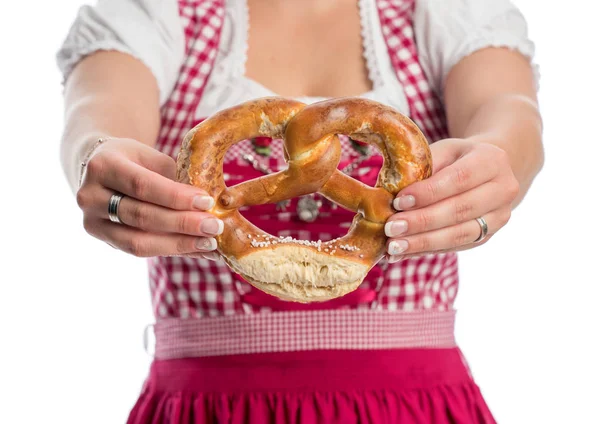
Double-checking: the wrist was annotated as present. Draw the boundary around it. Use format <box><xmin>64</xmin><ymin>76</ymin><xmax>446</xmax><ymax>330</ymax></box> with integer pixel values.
<box><xmin>63</xmin><ymin>133</ymin><xmax>112</xmax><ymax>192</ymax></box>
<box><xmin>78</xmin><ymin>137</ymin><xmax>108</xmax><ymax>187</ymax></box>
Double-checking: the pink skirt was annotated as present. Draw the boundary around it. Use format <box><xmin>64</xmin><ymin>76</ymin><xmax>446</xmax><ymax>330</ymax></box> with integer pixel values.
<box><xmin>127</xmin><ymin>348</ymin><xmax>495</xmax><ymax>423</ymax></box>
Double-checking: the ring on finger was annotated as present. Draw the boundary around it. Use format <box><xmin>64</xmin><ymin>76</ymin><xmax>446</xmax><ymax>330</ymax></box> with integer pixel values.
<box><xmin>108</xmin><ymin>192</ymin><xmax>126</xmax><ymax>224</ymax></box>
<box><xmin>473</xmin><ymin>216</ymin><xmax>489</xmax><ymax>243</ymax></box>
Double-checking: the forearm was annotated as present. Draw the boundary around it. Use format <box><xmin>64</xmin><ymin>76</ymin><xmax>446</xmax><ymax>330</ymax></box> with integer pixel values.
<box><xmin>444</xmin><ymin>48</ymin><xmax>543</xmax><ymax>206</ymax></box>
<box><xmin>61</xmin><ymin>51</ymin><xmax>161</xmax><ymax>192</ymax></box>
<box><xmin>459</xmin><ymin>94</ymin><xmax>544</xmax><ymax>206</ymax></box>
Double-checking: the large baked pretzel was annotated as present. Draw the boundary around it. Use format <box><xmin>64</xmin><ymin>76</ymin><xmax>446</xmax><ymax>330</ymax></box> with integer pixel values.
<box><xmin>177</xmin><ymin>97</ymin><xmax>432</xmax><ymax>303</ymax></box>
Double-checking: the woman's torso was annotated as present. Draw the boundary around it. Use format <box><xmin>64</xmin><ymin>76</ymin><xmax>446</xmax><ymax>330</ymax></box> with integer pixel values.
<box><xmin>54</xmin><ymin>0</ymin><xmax>540</xmax><ymax>358</ymax></box>
<box><xmin>148</xmin><ymin>0</ymin><xmax>458</xmax><ymax>334</ymax></box>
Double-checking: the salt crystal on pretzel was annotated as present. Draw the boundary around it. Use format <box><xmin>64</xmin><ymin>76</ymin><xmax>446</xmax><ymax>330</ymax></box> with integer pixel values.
<box><xmin>177</xmin><ymin>97</ymin><xmax>431</xmax><ymax>303</ymax></box>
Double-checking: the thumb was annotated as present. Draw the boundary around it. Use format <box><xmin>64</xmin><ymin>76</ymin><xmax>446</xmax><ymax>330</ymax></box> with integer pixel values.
<box><xmin>137</xmin><ymin>144</ymin><xmax>178</xmax><ymax>181</ymax></box>
<box><xmin>429</xmin><ymin>138</ymin><xmax>467</xmax><ymax>175</ymax></box>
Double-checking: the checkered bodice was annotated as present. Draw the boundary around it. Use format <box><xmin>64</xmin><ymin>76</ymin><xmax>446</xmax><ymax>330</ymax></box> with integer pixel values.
<box><xmin>149</xmin><ymin>0</ymin><xmax>458</xmax><ymax>319</ymax></box>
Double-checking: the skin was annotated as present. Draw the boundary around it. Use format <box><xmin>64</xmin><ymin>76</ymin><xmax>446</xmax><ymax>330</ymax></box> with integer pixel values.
<box><xmin>63</xmin><ymin>52</ymin><xmax>222</xmax><ymax>260</ymax></box>
<box><xmin>385</xmin><ymin>48</ymin><xmax>543</xmax><ymax>261</ymax></box>
<box><xmin>62</xmin><ymin>1</ymin><xmax>543</xmax><ymax>262</ymax></box>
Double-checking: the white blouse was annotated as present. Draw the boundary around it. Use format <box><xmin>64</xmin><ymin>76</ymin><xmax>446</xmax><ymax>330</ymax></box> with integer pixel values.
<box><xmin>57</xmin><ymin>0</ymin><xmax>537</xmax><ymax>117</ymax></box>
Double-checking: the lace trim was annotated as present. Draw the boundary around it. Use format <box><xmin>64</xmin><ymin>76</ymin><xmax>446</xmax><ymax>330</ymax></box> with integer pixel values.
<box><xmin>58</xmin><ymin>40</ymin><xmax>132</xmax><ymax>84</ymax></box>
<box><xmin>239</xmin><ymin>0</ymin><xmax>250</xmax><ymax>77</ymax></box>
<box><xmin>57</xmin><ymin>39</ymin><xmax>169</xmax><ymax>103</ymax></box>
<box><xmin>358</xmin><ymin>0</ymin><xmax>385</xmax><ymax>89</ymax></box>
<box><xmin>441</xmin><ymin>34</ymin><xmax>541</xmax><ymax>93</ymax></box>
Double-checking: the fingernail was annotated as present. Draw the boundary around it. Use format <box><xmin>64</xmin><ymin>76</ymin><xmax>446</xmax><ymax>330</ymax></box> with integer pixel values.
<box><xmin>385</xmin><ymin>220</ymin><xmax>408</xmax><ymax>237</ymax></box>
<box><xmin>388</xmin><ymin>240</ymin><xmax>409</xmax><ymax>256</ymax></box>
<box><xmin>202</xmin><ymin>252</ymin><xmax>222</xmax><ymax>262</ymax></box>
<box><xmin>196</xmin><ymin>237</ymin><xmax>217</xmax><ymax>251</ymax></box>
<box><xmin>393</xmin><ymin>195</ymin><xmax>415</xmax><ymax>211</ymax></box>
<box><xmin>193</xmin><ymin>195</ymin><xmax>215</xmax><ymax>211</ymax></box>
<box><xmin>200</xmin><ymin>218</ymin><xmax>224</xmax><ymax>236</ymax></box>
<box><xmin>388</xmin><ymin>256</ymin><xmax>402</xmax><ymax>263</ymax></box>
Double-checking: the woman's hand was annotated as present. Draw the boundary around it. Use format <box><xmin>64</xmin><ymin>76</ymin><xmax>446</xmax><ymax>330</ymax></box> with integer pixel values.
<box><xmin>385</xmin><ymin>137</ymin><xmax>520</xmax><ymax>262</ymax></box>
<box><xmin>76</xmin><ymin>138</ymin><xmax>222</xmax><ymax>260</ymax></box>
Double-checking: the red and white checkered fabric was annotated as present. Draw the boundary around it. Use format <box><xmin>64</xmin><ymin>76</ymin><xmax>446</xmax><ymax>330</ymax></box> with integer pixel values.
<box><xmin>152</xmin><ymin>309</ymin><xmax>457</xmax><ymax>359</ymax></box>
<box><xmin>157</xmin><ymin>0</ymin><xmax>225</xmax><ymax>161</ymax></box>
<box><xmin>149</xmin><ymin>0</ymin><xmax>460</xmax><ymax>353</ymax></box>
<box><xmin>376</xmin><ymin>0</ymin><xmax>449</xmax><ymax>142</ymax></box>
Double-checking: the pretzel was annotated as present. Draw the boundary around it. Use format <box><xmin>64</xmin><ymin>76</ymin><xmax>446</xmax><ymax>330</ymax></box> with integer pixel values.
<box><xmin>177</xmin><ymin>97</ymin><xmax>432</xmax><ymax>303</ymax></box>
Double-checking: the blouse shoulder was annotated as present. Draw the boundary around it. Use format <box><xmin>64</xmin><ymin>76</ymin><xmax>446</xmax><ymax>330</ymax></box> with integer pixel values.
<box><xmin>56</xmin><ymin>0</ymin><xmax>185</xmax><ymax>105</ymax></box>
<box><xmin>414</xmin><ymin>0</ymin><xmax>538</xmax><ymax>94</ymax></box>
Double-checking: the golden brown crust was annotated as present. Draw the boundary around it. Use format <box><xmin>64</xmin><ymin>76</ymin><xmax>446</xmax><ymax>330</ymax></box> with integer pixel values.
<box><xmin>177</xmin><ymin>97</ymin><xmax>431</xmax><ymax>303</ymax></box>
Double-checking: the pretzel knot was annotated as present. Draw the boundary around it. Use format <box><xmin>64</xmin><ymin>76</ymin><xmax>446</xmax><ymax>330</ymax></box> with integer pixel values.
<box><xmin>177</xmin><ymin>97</ymin><xmax>432</xmax><ymax>303</ymax></box>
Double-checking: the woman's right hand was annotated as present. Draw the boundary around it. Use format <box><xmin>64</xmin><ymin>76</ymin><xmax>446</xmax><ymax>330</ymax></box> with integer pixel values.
<box><xmin>76</xmin><ymin>137</ymin><xmax>223</xmax><ymax>261</ymax></box>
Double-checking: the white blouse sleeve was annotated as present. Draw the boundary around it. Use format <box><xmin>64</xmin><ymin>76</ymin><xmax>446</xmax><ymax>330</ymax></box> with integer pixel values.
<box><xmin>56</xmin><ymin>0</ymin><xmax>185</xmax><ymax>105</ymax></box>
<box><xmin>414</xmin><ymin>0</ymin><xmax>538</xmax><ymax>95</ymax></box>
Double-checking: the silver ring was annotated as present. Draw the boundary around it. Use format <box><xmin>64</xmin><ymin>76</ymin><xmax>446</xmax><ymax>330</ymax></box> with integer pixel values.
<box><xmin>108</xmin><ymin>193</ymin><xmax>125</xmax><ymax>224</ymax></box>
<box><xmin>473</xmin><ymin>216</ymin><xmax>489</xmax><ymax>243</ymax></box>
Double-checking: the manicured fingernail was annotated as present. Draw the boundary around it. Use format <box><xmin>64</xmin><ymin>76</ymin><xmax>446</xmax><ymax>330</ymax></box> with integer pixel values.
<box><xmin>202</xmin><ymin>252</ymin><xmax>222</xmax><ymax>262</ymax></box>
<box><xmin>388</xmin><ymin>240</ymin><xmax>409</xmax><ymax>256</ymax></box>
<box><xmin>393</xmin><ymin>195</ymin><xmax>415</xmax><ymax>211</ymax></box>
<box><xmin>200</xmin><ymin>218</ymin><xmax>224</xmax><ymax>236</ymax></box>
<box><xmin>196</xmin><ymin>237</ymin><xmax>217</xmax><ymax>251</ymax></box>
<box><xmin>385</xmin><ymin>220</ymin><xmax>408</xmax><ymax>237</ymax></box>
<box><xmin>193</xmin><ymin>195</ymin><xmax>215</xmax><ymax>211</ymax></box>
<box><xmin>388</xmin><ymin>256</ymin><xmax>402</xmax><ymax>263</ymax></box>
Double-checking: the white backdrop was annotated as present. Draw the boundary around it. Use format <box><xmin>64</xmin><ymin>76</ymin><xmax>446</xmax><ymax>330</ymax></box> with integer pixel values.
<box><xmin>1</xmin><ymin>1</ymin><xmax>598</xmax><ymax>423</ymax></box>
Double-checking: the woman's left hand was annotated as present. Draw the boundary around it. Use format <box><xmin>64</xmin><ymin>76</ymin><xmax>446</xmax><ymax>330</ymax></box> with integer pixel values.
<box><xmin>385</xmin><ymin>137</ymin><xmax>520</xmax><ymax>262</ymax></box>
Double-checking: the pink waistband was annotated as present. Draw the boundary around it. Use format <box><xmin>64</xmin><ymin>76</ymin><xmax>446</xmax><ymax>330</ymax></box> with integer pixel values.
<box><xmin>151</xmin><ymin>309</ymin><xmax>457</xmax><ymax>359</ymax></box>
